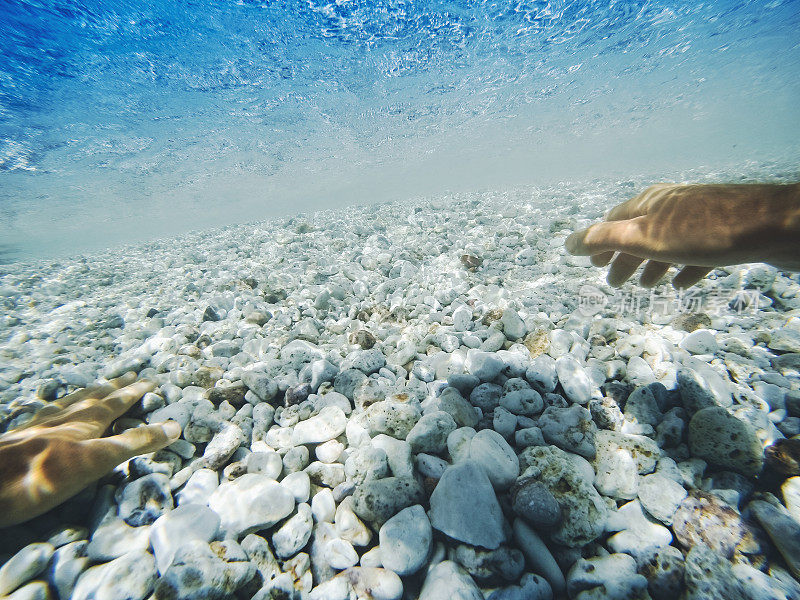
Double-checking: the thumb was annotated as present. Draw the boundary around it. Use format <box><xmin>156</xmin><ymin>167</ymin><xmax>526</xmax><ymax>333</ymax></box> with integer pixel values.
<box><xmin>566</xmin><ymin>216</ymin><xmax>650</xmax><ymax>257</ymax></box>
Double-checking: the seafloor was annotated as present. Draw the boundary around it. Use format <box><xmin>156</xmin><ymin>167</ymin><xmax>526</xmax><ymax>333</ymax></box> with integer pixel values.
<box><xmin>1</xmin><ymin>171</ymin><xmax>800</xmax><ymax>599</ymax></box>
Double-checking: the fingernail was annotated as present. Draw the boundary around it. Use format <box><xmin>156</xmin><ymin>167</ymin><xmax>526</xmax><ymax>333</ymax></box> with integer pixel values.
<box><xmin>162</xmin><ymin>421</ymin><xmax>182</xmax><ymax>440</ymax></box>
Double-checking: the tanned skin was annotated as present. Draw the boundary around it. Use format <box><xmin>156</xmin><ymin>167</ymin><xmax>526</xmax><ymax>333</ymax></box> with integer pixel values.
<box><xmin>0</xmin><ymin>372</ymin><xmax>181</xmax><ymax>528</ymax></box>
<box><xmin>566</xmin><ymin>182</ymin><xmax>800</xmax><ymax>288</ymax></box>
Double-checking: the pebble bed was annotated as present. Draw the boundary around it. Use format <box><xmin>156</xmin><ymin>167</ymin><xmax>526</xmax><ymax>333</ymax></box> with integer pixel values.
<box><xmin>1</xmin><ymin>177</ymin><xmax>800</xmax><ymax>600</ymax></box>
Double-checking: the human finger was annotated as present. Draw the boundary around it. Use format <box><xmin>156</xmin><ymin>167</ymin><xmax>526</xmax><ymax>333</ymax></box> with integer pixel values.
<box><xmin>83</xmin><ymin>421</ymin><xmax>182</xmax><ymax>471</ymax></box>
<box><xmin>607</xmin><ymin>253</ymin><xmax>645</xmax><ymax>287</ymax></box>
<box><xmin>42</xmin><ymin>380</ymin><xmax>156</xmax><ymax>438</ymax></box>
<box><xmin>14</xmin><ymin>372</ymin><xmax>139</xmax><ymax>431</ymax></box>
<box><xmin>565</xmin><ymin>216</ymin><xmax>650</xmax><ymax>257</ymax></box>
<box><xmin>672</xmin><ymin>266</ymin><xmax>714</xmax><ymax>289</ymax></box>
<box><xmin>639</xmin><ymin>260</ymin><xmax>671</xmax><ymax>287</ymax></box>
<box><xmin>590</xmin><ymin>251</ymin><xmax>615</xmax><ymax>267</ymax></box>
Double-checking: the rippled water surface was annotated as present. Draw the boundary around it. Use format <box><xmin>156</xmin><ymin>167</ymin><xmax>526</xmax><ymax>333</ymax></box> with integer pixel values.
<box><xmin>1</xmin><ymin>0</ymin><xmax>799</xmax><ymax>260</ymax></box>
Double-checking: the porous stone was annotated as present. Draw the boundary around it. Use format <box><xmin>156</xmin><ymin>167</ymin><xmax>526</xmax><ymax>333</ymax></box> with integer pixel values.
<box><xmin>154</xmin><ymin>540</ymin><xmax>256</xmax><ymax>600</ymax></box>
<box><xmin>517</xmin><ymin>445</ymin><xmax>607</xmax><ymax>547</ymax></box>
<box><xmin>351</xmin><ymin>477</ymin><xmax>425</xmax><ymax>528</ymax></box>
<box><xmin>117</xmin><ymin>473</ymin><xmax>174</xmax><ymax>526</ymax></box>
<box><xmin>683</xmin><ymin>543</ymin><xmax>744</xmax><ymax>600</ymax></box>
<box><xmin>538</xmin><ymin>404</ymin><xmax>597</xmax><ymax>458</ymax></box>
<box><xmin>688</xmin><ymin>406</ymin><xmax>764</xmax><ymax>476</ymax></box>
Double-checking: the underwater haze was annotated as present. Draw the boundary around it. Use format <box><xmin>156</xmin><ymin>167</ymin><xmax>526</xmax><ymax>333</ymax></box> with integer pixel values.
<box><xmin>1</xmin><ymin>0</ymin><xmax>799</xmax><ymax>261</ymax></box>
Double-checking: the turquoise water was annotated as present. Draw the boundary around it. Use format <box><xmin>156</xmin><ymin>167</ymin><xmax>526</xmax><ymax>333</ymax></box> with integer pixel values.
<box><xmin>1</xmin><ymin>0</ymin><xmax>799</xmax><ymax>261</ymax></box>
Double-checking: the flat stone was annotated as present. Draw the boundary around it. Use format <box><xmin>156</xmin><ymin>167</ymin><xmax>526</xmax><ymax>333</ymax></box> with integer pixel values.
<box><xmin>208</xmin><ymin>473</ymin><xmax>295</xmax><ymax>538</ymax></box>
<box><xmin>637</xmin><ymin>473</ymin><xmax>687</xmax><ymax>525</ymax></box>
<box><xmin>429</xmin><ymin>461</ymin><xmax>506</xmax><ymax>549</ymax></box>
<box><xmin>605</xmin><ymin>500</ymin><xmax>672</xmax><ymax>561</ymax></box>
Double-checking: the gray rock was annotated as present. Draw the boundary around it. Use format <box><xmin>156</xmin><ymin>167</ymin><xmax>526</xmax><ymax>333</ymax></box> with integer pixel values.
<box><xmin>511</xmin><ymin>478</ymin><xmax>561</xmax><ymax>528</ymax></box>
<box><xmin>418</xmin><ymin>561</ymin><xmax>483</xmax><ymax>600</ymax></box>
<box><xmin>566</xmin><ymin>553</ymin><xmax>648</xmax><ymax>600</ymax></box>
<box><xmin>677</xmin><ymin>366</ymin><xmax>732</xmax><ymax>414</ymax></box>
<box><xmin>449</xmin><ymin>544</ymin><xmax>524</xmax><ymax>582</ymax></box>
<box><xmin>501</xmin><ymin>309</ymin><xmax>527</xmax><ymax>340</ymax></box>
<box><xmin>637</xmin><ymin>546</ymin><xmax>685</xmax><ymax>600</ymax></box>
<box><xmin>429</xmin><ymin>461</ymin><xmax>506</xmax><ymax>549</ymax></box>
<box><xmin>72</xmin><ymin>550</ymin><xmax>156</xmax><ymax>600</ymax></box>
<box><xmin>526</xmin><ymin>354</ymin><xmax>558</xmax><ymax>393</ymax></box>
<box><xmin>117</xmin><ymin>473</ymin><xmax>174</xmax><ymax>526</ymax></box>
<box><xmin>371</xmin><ymin>435</ymin><xmax>414</xmax><ymax>479</ymax></box>
<box><xmin>346</xmin><ymin>349</ymin><xmax>386</xmax><ymax>375</ymax></box>
<box><xmin>512</xmin><ymin>519</ymin><xmax>565</xmax><ymax>596</ymax></box>
<box><xmin>499</xmin><ymin>388</ymin><xmax>544</xmax><ymax>416</ymax></box>
<box><xmin>378</xmin><ymin>505</ymin><xmax>432</xmax><ymax>576</ymax></box>
<box><xmin>154</xmin><ymin>540</ymin><xmax>256</xmax><ymax>600</ymax></box>
<box><xmin>486</xmin><ymin>573</ymin><xmax>553</xmax><ymax>600</ymax></box>
<box><xmin>305</xmin><ymin>461</ymin><xmax>346</xmax><ymax>488</ymax></box>
<box><xmin>345</xmin><ymin>445</ymin><xmax>390</xmax><ymax>485</ymax></box>
<box><xmin>467</xmin><ymin>428</ymin><xmax>519</xmax><ymax>489</ymax></box>
<box><xmin>208</xmin><ymin>473</ymin><xmax>295</xmax><ymax>538</ymax></box>
<box><xmin>430</xmin><ymin>387</ymin><xmax>480</xmax><ymax>428</ymax></box>
<box><xmin>538</xmin><ymin>404</ymin><xmax>597</xmax><ymax>458</ymax></box>
<box><xmin>469</xmin><ymin>383</ymin><xmax>502</xmax><ymax>412</ymax></box>
<box><xmin>0</xmin><ymin>543</ymin><xmax>54</xmax><ymax>596</ymax></box>
<box><xmin>465</xmin><ymin>350</ymin><xmax>505</xmax><ymax>381</ymax></box>
<box><xmin>4</xmin><ymin>581</ymin><xmax>51</xmax><ymax>600</ymax></box>
<box><xmin>351</xmin><ymin>477</ymin><xmax>425</xmax><ymax>528</ymax></box>
<box><xmin>407</xmin><ymin>411</ymin><xmax>456</xmax><ymax>453</ymax></box>
<box><xmin>624</xmin><ymin>386</ymin><xmax>662</xmax><ymax>427</ymax></box>
<box><xmin>688</xmin><ymin>406</ymin><xmax>763</xmax><ymax>476</ymax></box>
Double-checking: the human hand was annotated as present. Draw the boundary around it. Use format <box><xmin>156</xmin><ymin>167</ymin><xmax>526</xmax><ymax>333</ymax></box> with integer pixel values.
<box><xmin>565</xmin><ymin>182</ymin><xmax>800</xmax><ymax>288</ymax></box>
<box><xmin>0</xmin><ymin>372</ymin><xmax>181</xmax><ymax>528</ymax></box>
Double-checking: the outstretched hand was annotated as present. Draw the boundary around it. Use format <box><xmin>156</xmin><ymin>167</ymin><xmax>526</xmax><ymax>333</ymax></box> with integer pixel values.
<box><xmin>565</xmin><ymin>182</ymin><xmax>800</xmax><ymax>288</ymax></box>
<box><xmin>0</xmin><ymin>372</ymin><xmax>181</xmax><ymax>528</ymax></box>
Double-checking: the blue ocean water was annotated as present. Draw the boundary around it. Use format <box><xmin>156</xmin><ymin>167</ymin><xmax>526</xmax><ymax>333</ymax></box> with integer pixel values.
<box><xmin>1</xmin><ymin>0</ymin><xmax>799</xmax><ymax>261</ymax></box>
